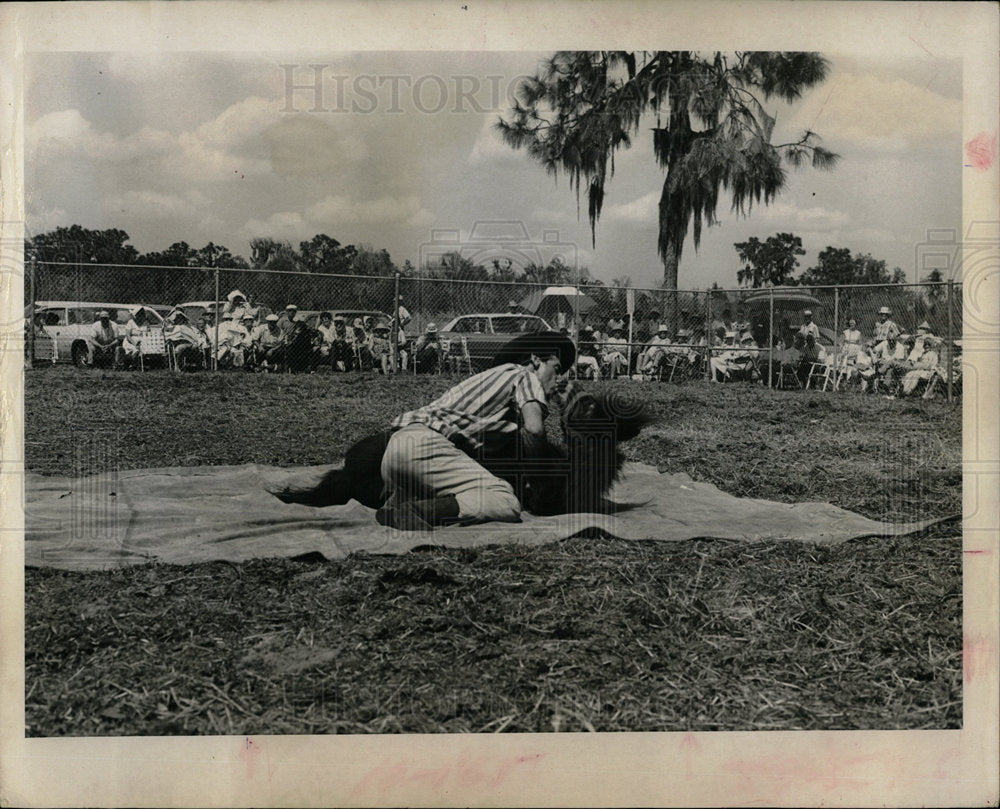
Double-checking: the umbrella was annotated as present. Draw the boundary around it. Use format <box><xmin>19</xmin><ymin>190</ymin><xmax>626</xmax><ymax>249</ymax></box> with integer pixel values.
<box><xmin>519</xmin><ymin>286</ymin><xmax>597</xmax><ymax>319</ymax></box>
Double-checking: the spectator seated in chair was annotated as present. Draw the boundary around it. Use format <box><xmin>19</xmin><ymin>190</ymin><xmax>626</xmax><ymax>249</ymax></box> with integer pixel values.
<box><xmin>901</xmin><ymin>335</ymin><xmax>943</xmax><ymax>396</ymax></box>
<box><xmin>252</xmin><ymin>314</ymin><xmax>287</xmax><ymax>372</ymax></box>
<box><xmin>710</xmin><ymin>331</ymin><xmax>757</xmax><ymax>382</ymax></box>
<box><xmin>575</xmin><ymin>325</ymin><xmax>601</xmax><ymax>380</ymax></box>
<box><xmin>798</xmin><ymin>332</ymin><xmax>826</xmax><ymax>387</ymax></box>
<box><xmin>328</xmin><ymin>315</ymin><xmax>354</xmax><ymax>371</ymax></box>
<box><xmin>349</xmin><ymin>318</ymin><xmax>374</xmax><ymax>371</ymax></box>
<box><xmin>777</xmin><ymin>332</ymin><xmax>805</xmax><ymax>387</ymax></box>
<box><xmin>120</xmin><ymin>307</ymin><xmax>149</xmax><ymax>369</ymax></box>
<box><xmin>600</xmin><ymin>326</ymin><xmax>628</xmax><ymax>378</ymax></box>
<box><xmin>88</xmin><ymin>310</ymin><xmax>123</xmax><ymax>368</ymax></box>
<box><xmin>872</xmin><ymin>332</ymin><xmax>911</xmax><ymax>395</ymax></box>
<box><xmin>313</xmin><ymin>311</ymin><xmax>335</xmax><ymax>371</ymax></box>
<box><xmin>164</xmin><ymin>309</ymin><xmax>208</xmax><ymax>371</ymax></box>
<box><xmin>639</xmin><ymin>324</ymin><xmax>673</xmax><ymax>377</ymax></box>
<box><xmin>370</xmin><ymin>321</ymin><xmax>393</xmax><ymax>374</ymax></box>
<box><xmin>216</xmin><ymin>314</ymin><xmax>250</xmax><ymax>369</ymax></box>
<box><xmin>413</xmin><ymin>323</ymin><xmax>442</xmax><ymax>374</ymax></box>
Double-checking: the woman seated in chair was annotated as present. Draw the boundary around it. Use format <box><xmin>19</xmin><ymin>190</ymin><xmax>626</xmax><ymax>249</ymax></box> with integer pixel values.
<box><xmin>600</xmin><ymin>326</ymin><xmax>628</xmax><ymax>378</ymax></box>
<box><xmin>901</xmin><ymin>335</ymin><xmax>943</xmax><ymax>396</ymax></box>
<box><xmin>575</xmin><ymin>325</ymin><xmax>601</xmax><ymax>380</ymax></box>
<box><xmin>370</xmin><ymin>321</ymin><xmax>394</xmax><ymax>374</ymax></box>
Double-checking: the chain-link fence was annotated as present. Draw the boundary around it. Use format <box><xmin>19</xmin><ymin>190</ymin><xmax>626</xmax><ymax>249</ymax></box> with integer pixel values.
<box><xmin>24</xmin><ymin>260</ymin><xmax>962</xmax><ymax>400</ymax></box>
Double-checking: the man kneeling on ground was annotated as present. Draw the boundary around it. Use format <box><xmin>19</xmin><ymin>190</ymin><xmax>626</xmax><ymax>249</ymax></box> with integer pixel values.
<box><xmin>376</xmin><ymin>331</ymin><xmax>576</xmax><ymax>530</ymax></box>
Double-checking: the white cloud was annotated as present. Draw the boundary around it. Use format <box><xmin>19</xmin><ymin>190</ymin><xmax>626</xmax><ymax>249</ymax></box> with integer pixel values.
<box><xmin>781</xmin><ymin>71</ymin><xmax>962</xmax><ymax>153</ymax></box>
<box><xmin>308</xmin><ymin>194</ymin><xmax>431</xmax><ymax>226</ymax></box>
<box><xmin>755</xmin><ymin>201</ymin><xmax>850</xmax><ymax>228</ymax></box>
<box><xmin>468</xmin><ymin>117</ymin><xmax>520</xmax><ymax>165</ymax></box>
<box><xmin>104</xmin><ymin>189</ymin><xmax>211</xmax><ymax>219</ymax></box>
<box><xmin>605</xmin><ymin>191</ymin><xmax>658</xmax><ymax>224</ymax></box>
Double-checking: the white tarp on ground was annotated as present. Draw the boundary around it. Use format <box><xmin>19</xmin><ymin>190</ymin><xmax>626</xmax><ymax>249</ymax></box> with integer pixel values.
<box><xmin>22</xmin><ymin>462</ymin><xmax>950</xmax><ymax>571</ymax></box>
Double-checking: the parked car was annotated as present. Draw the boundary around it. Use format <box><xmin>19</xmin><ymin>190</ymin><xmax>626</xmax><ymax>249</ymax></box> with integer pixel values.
<box><xmin>437</xmin><ymin>313</ymin><xmax>553</xmax><ymax>371</ymax></box>
<box><xmin>28</xmin><ymin>301</ymin><xmax>168</xmax><ymax>366</ymax></box>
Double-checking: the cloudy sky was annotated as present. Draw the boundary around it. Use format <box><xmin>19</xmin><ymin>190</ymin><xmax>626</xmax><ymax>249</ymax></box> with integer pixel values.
<box><xmin>25</xmin><ymin>49</ymin><xmax>962</xmax><ymax>289</ymax></box>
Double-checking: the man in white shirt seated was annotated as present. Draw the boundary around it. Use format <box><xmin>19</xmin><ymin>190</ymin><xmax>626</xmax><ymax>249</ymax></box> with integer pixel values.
<box><xmin>872</xmin><ymin>332</ymin><xmax>910</xmax><ymax>393</ymax></box>
<box><xmin>89</xmin><ymin>310</ymin><xmax>123</xmax><ymax>368</ymax></box>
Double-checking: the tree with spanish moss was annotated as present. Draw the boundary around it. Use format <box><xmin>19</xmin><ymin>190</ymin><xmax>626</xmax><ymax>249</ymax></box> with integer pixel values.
<box><xmin>498</xmin><ymin>51</ymin><xmax>838</xmax><ymax>320</ymax></box>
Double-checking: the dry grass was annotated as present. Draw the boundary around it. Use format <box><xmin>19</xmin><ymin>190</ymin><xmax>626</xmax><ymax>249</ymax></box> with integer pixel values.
<box><xmin>23</xmin><ymin>366</ymin><xmax>962</xmax><ymax>735</ymax></box>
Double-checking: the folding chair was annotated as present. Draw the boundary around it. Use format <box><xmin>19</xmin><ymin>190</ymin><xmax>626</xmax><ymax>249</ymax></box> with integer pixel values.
<box><xmin>138</xmin><ymin>329</ymin><xmax>167</xmax><ymax>372</ymax></box>
<box><xmin>805</xmin><ymin>361</ymin><xmax>831</xmax><ymax>390</ymax></box>
<box><xmin>444</xmin><ymin>338</ymin><xmax>472</xmax><ymax>375</ymax></box>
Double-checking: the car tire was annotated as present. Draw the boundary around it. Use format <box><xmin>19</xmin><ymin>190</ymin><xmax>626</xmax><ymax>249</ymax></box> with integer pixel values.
<box><xmin>71</xmin><ymin>342</ymin><xmax>89</xmax><ymax>368</ymax></box>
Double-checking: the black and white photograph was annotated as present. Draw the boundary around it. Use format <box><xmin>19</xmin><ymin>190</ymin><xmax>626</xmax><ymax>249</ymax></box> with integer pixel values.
<box><xmin>1</xmin><ymin>2</ymin><xmax>997</xmax><ymax>806</ymax></box>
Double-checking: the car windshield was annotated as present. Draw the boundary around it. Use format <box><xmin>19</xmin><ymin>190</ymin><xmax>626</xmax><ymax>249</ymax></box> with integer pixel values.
<box><xmin>492</xmin><ymin>316</ymin><xmax>545</xmax><ymax>333</ymax></box>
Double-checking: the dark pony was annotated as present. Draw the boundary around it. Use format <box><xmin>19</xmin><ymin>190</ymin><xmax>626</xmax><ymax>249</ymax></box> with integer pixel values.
<box><xmin>273</xmin><ymin>389</ymin><xmax>653</xmax><ymax>517</ymax></box>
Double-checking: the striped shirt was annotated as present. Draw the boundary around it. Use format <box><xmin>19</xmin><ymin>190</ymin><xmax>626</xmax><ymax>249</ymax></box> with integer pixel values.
<box><xmin>391</xmin><ymin>363</ymin><xmax>547</xmax><ymax>450</ymax></box>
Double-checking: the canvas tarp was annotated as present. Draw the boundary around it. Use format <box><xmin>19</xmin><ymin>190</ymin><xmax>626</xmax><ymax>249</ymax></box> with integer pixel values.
<box><xmin>20</xmin><ymin>462</ymin><xmax>949</xmax><ymax>571</ymax></box>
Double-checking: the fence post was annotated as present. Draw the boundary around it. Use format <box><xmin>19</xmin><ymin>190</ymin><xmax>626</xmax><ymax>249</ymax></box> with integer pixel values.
<box><xmin>26</xmin><ymin>256</ymin><xmax>36</xmax><ymax>369</ymax></box>
<box><xmin>391</xmin><ymin>271</ymin><xmax>400</xmax><ymax>372</ymax></box>
<box><xmin>213</xmin><ymin>267</ymin><xmax>219</xmax><ymax>371</ymax></box>
<box><xmin>832</xmin><ymin>286</ymin><xmax>839</xmax><ymax>371</ymax></box>
<box><xmin>704</xmin><ymin>288</ymin><xmax>712</xmax><ymax>381</ymax></box>
<box><xmin>767</xmin><ymin>286</ymin><xmax>774</xmax><ymax>388</ymax></box>
<box><xmin>946</xmin><ymin>280</ymin><xmax>954</xmax><ymax>402</ymax></box>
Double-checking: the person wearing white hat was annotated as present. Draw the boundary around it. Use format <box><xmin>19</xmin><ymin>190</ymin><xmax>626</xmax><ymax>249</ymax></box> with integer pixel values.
<box><xmin>412</xmin><ymin>322</ymin><xmax>442</xmax><ymax>374</ymax></box>
<box><xmin>278</xmin><ymin>304</ymin><xmax>299</xmax><ymax>338</ymax></box>
<box><xmin>252</xmin><ymin>313</ymin><xmax>287</xmax><ymax>371</ymax></box>
<box><xmin>798</xmin><ymin>309</ymin><xmax>821</xmax><ymax>342</ymax></box>
<box><xmin>639</xmin><ymin>323</ymin><xmax>673</xmax><ymax>377</ymax></box>
<box><xmin>710</xmin><ymin>330</ymin><xmax>741</xmax><ymax>382</ymax></box>
<box><xmin>164</xmin><ymin>309</ymin><xmax>208</xmax><ymax>371</ymax></box>
<box><xmin>370</xmin><ymin>321</ymin><xmax>393</xmax><ymax>374</ymax></box>
<box><xmin>874</xmin><ymin>306</ymin><xmax>899</xmax><ymax>343</ymax></box>
<box><xmin>222</xmin><ymin>290</ymin><xmax>250</xmax><ymax>322</ymax></box>
<box><xmin>600</xmin><ymin>324</ymin><xmax>628</xmax><ymax>378</ymax></box>
<box><xmin>88</xmin><ymin>309</ymin><xmax>123</xmax><ymax>368</ymax></box>
<box><xmin>902</xmin><ymin>334</ymin><xmax>944</xmax><ymax>396</ymax></box>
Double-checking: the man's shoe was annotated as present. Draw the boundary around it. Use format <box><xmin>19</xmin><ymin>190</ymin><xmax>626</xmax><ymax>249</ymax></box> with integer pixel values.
<box><xmin>376</xmin><ymin>502</ymin><xmax>433</xmax><ymax>531</ymax></box>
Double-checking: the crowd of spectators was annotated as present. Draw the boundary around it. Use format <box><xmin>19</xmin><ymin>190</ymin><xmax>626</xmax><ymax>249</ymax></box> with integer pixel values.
<box><xmin>72</xmin><ymin>289</ymin><xmax>958</xmax><ymax>398</ymax></box>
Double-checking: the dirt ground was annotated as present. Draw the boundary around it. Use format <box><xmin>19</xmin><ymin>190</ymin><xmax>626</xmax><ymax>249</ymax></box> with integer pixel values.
<box><xmin>23</xmin><ymin>366</ymin><xmax>962</xmax><ymax>734</ymax></box>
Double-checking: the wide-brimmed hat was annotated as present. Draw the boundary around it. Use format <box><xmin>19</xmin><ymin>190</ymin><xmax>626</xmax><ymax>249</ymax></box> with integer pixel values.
<box><xmin>425</xmin><ymin>323</ymin><xmax>438</xmax><ymax>334</ymax></box>
<box><xmin>352</xmin><ymin>318</ymin><xmax>364</xmax><ymax>329</ymax></box>
<box><xmin>740</xmin><ymin>332</ymin><xmax>755</xmax><ymax>343</ymax></box>
<box><xmin>917</xmin><ymin>320</ymin><xmax>931</xmax><ymax>331</ymax></box>
<box><xmin>676</xmin><ymin>329</ymin><xmax>692</xmax><ymax>338</ymax></box>
<box><xmin>98</xmin><ymin>310</ymin><xmax>110</xmax><ymax>318</ymax></box>
<box><xmin>878</xmin><ymin>306</ymin><xmax>892</xmax><ymax>315</ymax></box>
<box><xmin>265</xmin><ymin>314</ymin><xmax>279</xmax><ymax>323</ymax></box>
<box><xmin>227</xmin><ymin>289</ymin><xmax>246</xmax><ymax>302</ymax></box>
<box><xmin>656</xmin><ymin>324</ymin><xmax>669</xmax><ymax>333</ymax></box>
<box><xmin>491</xmin><ymin>331</ymin><xmax>576</xmax><ymax>371</ymax></box>
<box><xmin>285</xmin><ymin>304</ymin><xmax>298</xmax><ymax>311</ymax></box>
<box><xmin>802</xmin><ymin>309</ymin><xmax>813</xmax><ymax>317</ymax></box>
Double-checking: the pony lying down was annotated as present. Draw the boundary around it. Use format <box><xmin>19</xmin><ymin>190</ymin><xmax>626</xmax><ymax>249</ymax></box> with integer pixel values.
<box><xmin>271</xmin><ymin>388</ymin><xmax>654</xmax><ymax>526</ymax></box>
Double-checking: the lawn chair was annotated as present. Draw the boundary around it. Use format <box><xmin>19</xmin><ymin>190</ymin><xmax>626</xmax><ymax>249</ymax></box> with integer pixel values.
<box><xmin>443</xmin><ymin>337</ymin><xmax>472</xmax><ymax>375</ymax></box>
<box><xmin>806</xmin><ymin>360</ymin><xmax>833</xmax><ymax>390</ymax></box>
<box><xmin>137</xmin><ymin>329</ymin><xmax>167</xmax><ymax>372</ymax></box>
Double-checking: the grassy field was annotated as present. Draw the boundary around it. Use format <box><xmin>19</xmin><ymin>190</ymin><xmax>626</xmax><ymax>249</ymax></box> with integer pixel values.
<box><xmin>23</xmin><ymin>366</ymin><xmax>962</xmax><ymax>735</ymax></box>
